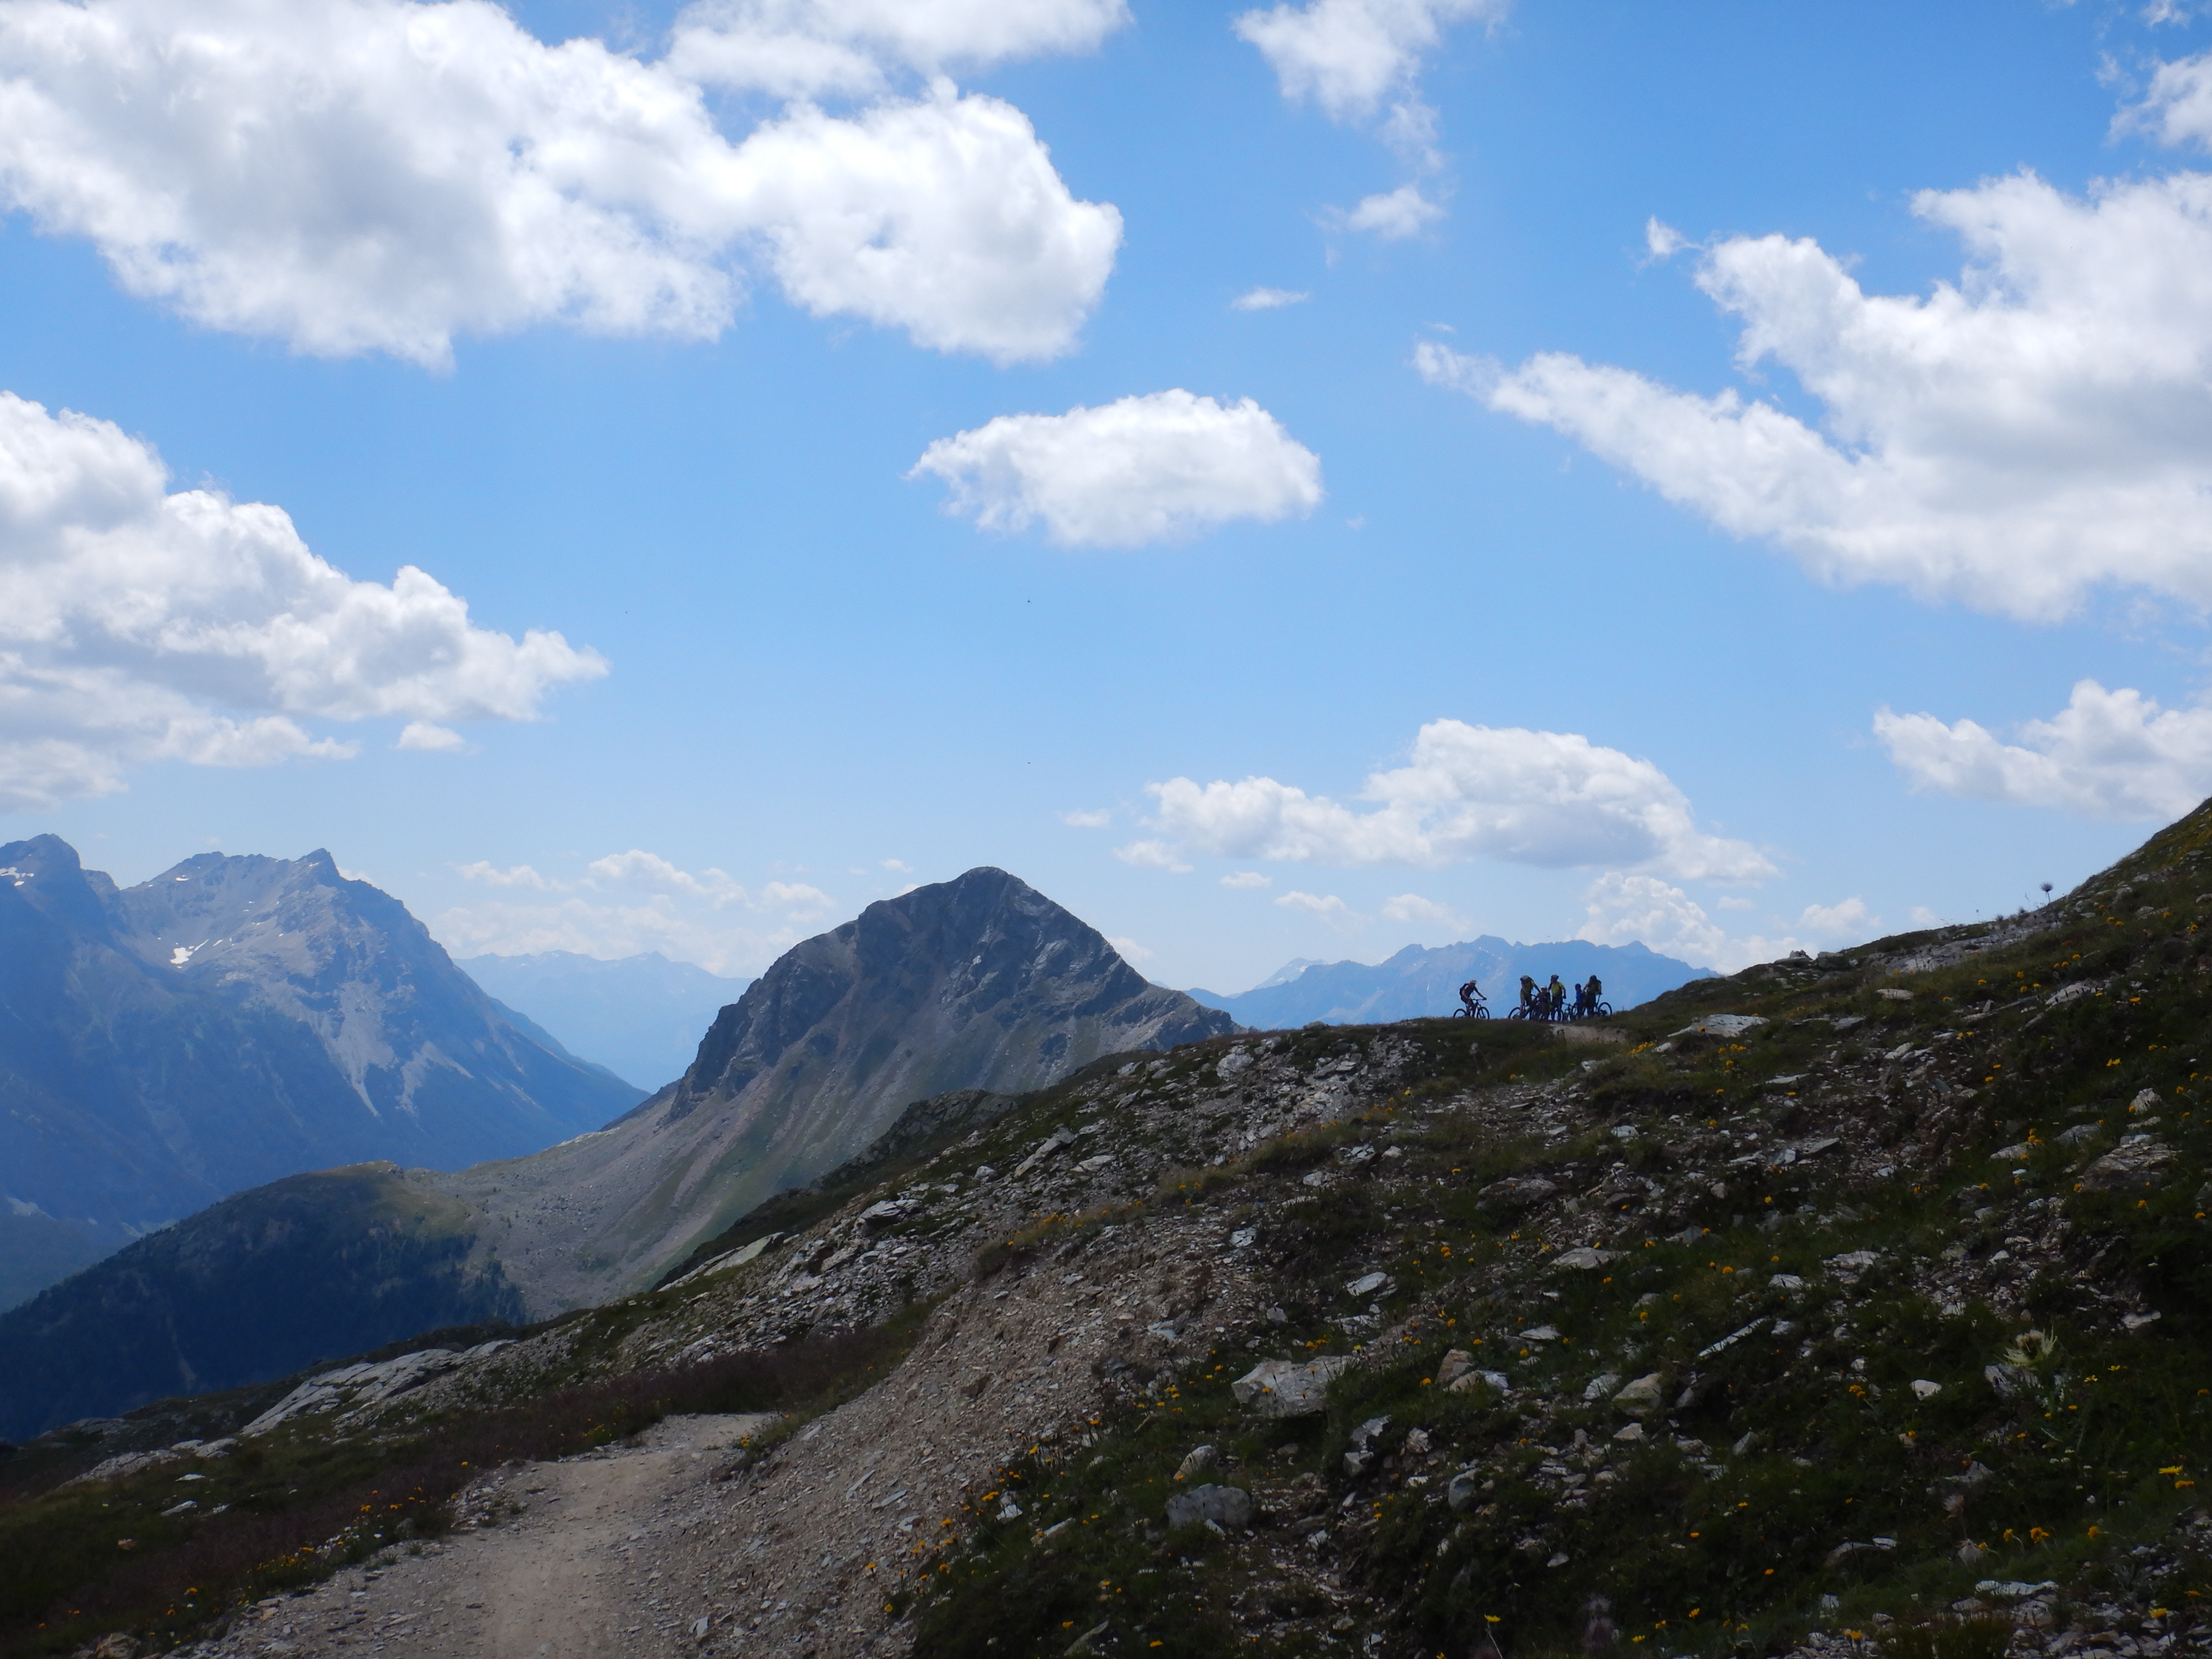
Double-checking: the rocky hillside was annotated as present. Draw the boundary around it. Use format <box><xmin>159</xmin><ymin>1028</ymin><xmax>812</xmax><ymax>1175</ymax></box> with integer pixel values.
<box><xmin>10</xmin><ymin>812</ymin><xmax>2212</xmax><ymax>1659</ymax></box>
<box><xmin>1189</xmin><ymin>936</ymin><xmax>1713</xmax><ymax>1027</ymax></box>
<box><xmin>0</xmin><ymin>838</ymin><xmax>640</xmax><ymax>1309</ymax></box>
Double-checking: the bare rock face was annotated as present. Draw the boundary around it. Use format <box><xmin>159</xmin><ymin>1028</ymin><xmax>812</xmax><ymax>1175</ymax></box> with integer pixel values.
<box><xmin>1233</xmin><ymin>1356</ymin><xmax>1352</xmax><ymax>1418</ymax></box>
<box><xmin>1166</xmin><ymin>1483</ymin><xmax>1254</xmax><ymax>1529</ymax></box>
<box><xmin>1476</xmin><ymin>1176</ymin><xmax>1558</xmax><ymax>1219</ymax></box>
<box><xmin>2079</xmin><ymin>1137</ymin><xmax>2176</xmax><ymax>1193</ymax></box>
<box><xmin>658</xmin><ymin>866</ymin><xmax>1226</xmax><ymax>1148</ymax></box>
<box><xmin>1611</xmin><ymin>1374</ymin><xmax>1666</xmax><ymax>1417</ymax></box>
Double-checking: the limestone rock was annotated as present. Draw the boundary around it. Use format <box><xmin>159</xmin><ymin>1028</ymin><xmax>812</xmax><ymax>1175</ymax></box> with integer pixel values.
<box><xmin>1165</xmin><ymin>1483</ymin><xmax>1253</xmax><ymax>1530</ymax></box>
<box><xmin>1550</xmin><ymin>1248</ymin><xmax>1617</xmax><ymax>1272</ymax></box>
<box><xmin>2080</xmin><ymin>1137</ymin><xmax>2175</xmax><ymax>1193</ymax></box>
<box><xmin>1174</xmin><ymin>1445</ymin><xmax>1219</xmax><ymax>1483</ymax></box>
<box><xmin>1476</xmin><ymin>1177</ymin><xmax>1557</xmax><ymax>1219</ymax></box>
<box><xmin>1611</xmin><ymin>1374</ymin><xmax>1665</xmax><ymax>1417</ymax></box>
<box><xmin>1233</xmin><ymin>1357</ymin><xmax>1351</xmax><ymax>1418</ymax></box>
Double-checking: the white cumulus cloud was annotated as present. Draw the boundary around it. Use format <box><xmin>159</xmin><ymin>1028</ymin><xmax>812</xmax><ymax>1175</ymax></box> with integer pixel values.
<box><xmin>1643</xmin><ymin>216</ymin><xmax>1688</xmax><ymax>261</ymax></box>
<box><xmin>439</xmin><ymin>850</ymin><xmax>831</xmax><ymax>971</ymax></box>
<box><xmin>1114</xmin><ymin>838</ymin><xmax>1193</xmax><ymax>873</ymax></box>
<box><xmin>2118</xmin><ymin>51</ymin><xmax>2212</xmax><ymax>149</ymax></box>
<box><xmin>1418</xmin><ymin>169</ymin><xmax>2212</xmax><ymax>619</ymax></box>
<box><xmin>1381</xmin><ymin>891</ymin><xmax>1466</xmax><ymax>930</ymax></box>
<box><xmin>588</xmin><ymin>849</ymin><xmax>747</xmax><ymax>903</ymax></box>
<box><xmin>456</xmin><ymin>861</ymin><xmax>561</xmax><ymax>890</ymax></box>
<box><xmin>1060</xmin><ymin>807</ymin><xmax>1112</xmax><ymax>827</ymax></box>
<box><xmin>1341</xmin><ymin>183</ymin><xmax>1443</xmax><ymax>239</ymax></box>
<box><xmin>0</xmin><ymin>0</ymin><xmax>1120</xmax><ymax>367</ymax></box>
<box><xmin>1106</xmin><ymin>933</ymin><xmax>1154</xmax><ymax>963</ymax></box>
<box><xmin>668</xmin><ymin>0</ymin><xmax>1129</xmax><ymax>97</ymax></box>
<box><xmin>1574</xmin><ymin>874</ymin><xmax>1872</xmax><ymax>974</ymax></box>
<box><xmin>434</xmin><ymin>896</ymin><xmax>795</xmax><ymax>975</ymax></box>
<box><xmin>1799</xmin><ymin>896</ymin><xmax>1875</xmax><ymax>936</ymax></box>
<box><xmin>0</xmin><ymin>391</ymin><xmax>604</xmax><ymax>812</ymax></box>
<box><xmin>1142</xmin><ymin>719</ymin><xmax>1774</xmax><ymax>882</ymax></box>
<box><xmin>910</xmin><ymin>390</ymin><xmax>1324</xmax><ymax>547</ymax></box>
<box><xmin>1275</xmin><ymin>889</ymin><xmax>1353</xmax><ymax>926</ymax></box>
<box><xmin>1874</xmin><ymin>679</ymin><xmax>2212</xmax><ymax>820</ymax></box>
<box><xmin>397</xmin><ymin>721</ymin><xmax>468</xmax><ymax>752</ymax></box>
<box><xmin>1219</xmin><ymin>870</ymin><xmax>1272</xmax><ymax>889</ymax></box>
<box><xmin>1232</xmin><ymin>286</ymin><xmax>1310</xmax><ymax>311</ymax></box>
<box><xmin>1233</xmin><ymin>0</ymin><xmax>1505</xmax><ymax>122</ymax></box>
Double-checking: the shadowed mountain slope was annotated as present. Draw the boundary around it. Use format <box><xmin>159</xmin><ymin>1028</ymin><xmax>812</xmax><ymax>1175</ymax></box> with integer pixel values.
<box><xmin>0</xmin><ymin>837</ymin><xmax>641</xmax><ymax>1308</ymax></box>
<box><xmin>0</xmin><ymin>1163</ymin><xmax>522</xmax><ymax>1440</ymax></box>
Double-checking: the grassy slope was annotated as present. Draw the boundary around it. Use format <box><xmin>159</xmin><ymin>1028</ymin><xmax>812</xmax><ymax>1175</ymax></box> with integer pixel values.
<box><xmin>903</xmin><ymin>810</ymin><xmax>2212</xmax><ymax>1659</ymax></box>
<box><xmin>0</xmin><ymin>1166</ymin><xmax>519</xmax><ymax>1442</ymax></box>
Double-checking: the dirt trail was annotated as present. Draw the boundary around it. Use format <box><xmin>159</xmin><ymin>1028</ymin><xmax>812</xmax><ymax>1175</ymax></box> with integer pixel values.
<box><xmin>190</xmin><ymin>1414</ymin><xmax>773</xmax><ymax>1659</ymax></box>
<box><xmin>185</xmin><ymin>1202</ymin><xmax>1270</xmax><ymax>1659</ymax></box>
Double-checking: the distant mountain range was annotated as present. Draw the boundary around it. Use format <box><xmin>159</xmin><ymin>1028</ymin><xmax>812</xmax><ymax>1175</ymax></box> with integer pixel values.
<box><xmin>458</xmin><ymin>950</ymin><xmax>751</xmax><ymax>1092</ymax></box>
<box><xmin>0</xmin><ymin>837</ymin><xmax>642</xmax><ymax>1311</ymax></box>
<box><xmin>0</xmin><ymin>868</ymin><xmax>1230</xmax><ymax>1436</ymax></box>
<box><xmin>1187</xmin><ymin>936</ymin><xmax>1713</xmax><ymax>1028</ymax></box>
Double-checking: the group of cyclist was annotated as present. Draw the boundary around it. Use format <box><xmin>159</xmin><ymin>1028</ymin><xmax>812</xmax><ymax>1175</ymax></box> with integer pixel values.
<box><xmin>1453</xmin><ymin>972</ymin><xmax>1609</xmax><ymax>1022</ymax></box>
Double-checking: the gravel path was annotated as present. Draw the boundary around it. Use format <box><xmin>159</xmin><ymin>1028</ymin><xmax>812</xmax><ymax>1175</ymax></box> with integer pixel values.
<box><xmin>190</xmin><ymin>1414</ymin><xmax>773</xmax><ymax>1659</ymax></box>
<box><xmin>190</xmin><ymin>1206</ymin><xmax>1271</xmax><ymax>1659</ymax></box>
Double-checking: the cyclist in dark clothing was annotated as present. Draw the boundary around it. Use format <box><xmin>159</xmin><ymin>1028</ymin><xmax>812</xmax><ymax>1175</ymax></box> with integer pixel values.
<box><xmin>1519</xmin><ymin>974</ymin><xmax>1537</xmax><ymax>1012</ymax></box>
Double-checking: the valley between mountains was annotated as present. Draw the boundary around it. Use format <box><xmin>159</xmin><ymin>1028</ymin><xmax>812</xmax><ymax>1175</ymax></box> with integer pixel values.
<box><xmin>7</xmin><ymin>808</ymin><xmax>2212</xmax><ymax>1659</ymax></box>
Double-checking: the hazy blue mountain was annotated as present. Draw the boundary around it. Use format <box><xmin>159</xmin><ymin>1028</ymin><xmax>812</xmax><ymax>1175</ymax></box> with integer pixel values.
<box><xmin>458</xmin><ymin>950</ymin><xmax>751</xmax><ymax>1091</ymax></box>
<box><xmin>0</xmin><ymin>836</ymin><xmax>641</xmax><ymax>1310</ymax></box>
<box><xmin>1187</xmin><ymin>937</ymin><xmax>1714</xmax><ymax>1028</ymax></box>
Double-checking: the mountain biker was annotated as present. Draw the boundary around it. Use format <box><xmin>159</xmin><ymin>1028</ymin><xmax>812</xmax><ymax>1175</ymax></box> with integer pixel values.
<box><xmin>1519</xmin><ymin>974</ymin><xmax>1537</xmax><ymax>1012</ymax></box>
<box><xmin>1584</xmin><ymin>974</ymin><xmax>1603</xmax><ymax>1012</ymax></box>
<box><xmin>1546</xmin><ymin>974</ymin><xmax>1565</xmax><ymax>1017</ymax></box>
<box><xmin>1458</xmin><ymin>978</ymin><xmax>1484</xmax><ymax>1015</ymax></box>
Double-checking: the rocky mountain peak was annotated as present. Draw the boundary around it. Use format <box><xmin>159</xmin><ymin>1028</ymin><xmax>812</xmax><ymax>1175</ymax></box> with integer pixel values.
<box><xmin>0</xmin><ymin>833</ymin><xmax>118</xmax><ymax>932</ymax></box>
<box><xmin>663</xmin><ymin>866</ymin><xmax>1222</xmax><ymax>1133</ymax></box>
<box><xmin>413</xmin><ymin>868</ymin><xmax>1236</xmax><ymax>1316</ymax></box>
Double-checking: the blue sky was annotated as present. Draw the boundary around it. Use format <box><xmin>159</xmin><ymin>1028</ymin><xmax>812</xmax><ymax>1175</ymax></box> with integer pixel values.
<box><xmin>2</xmin><ymin>0</ymin><xmax>2210</xmax><ymax>994</ymax></box>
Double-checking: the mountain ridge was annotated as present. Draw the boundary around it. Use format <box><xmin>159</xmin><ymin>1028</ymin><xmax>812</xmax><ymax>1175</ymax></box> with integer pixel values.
<box><xmin>0</xmin><ymin>836</ymin><xmax>641</xmax><ymax>1309</ymax></box>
